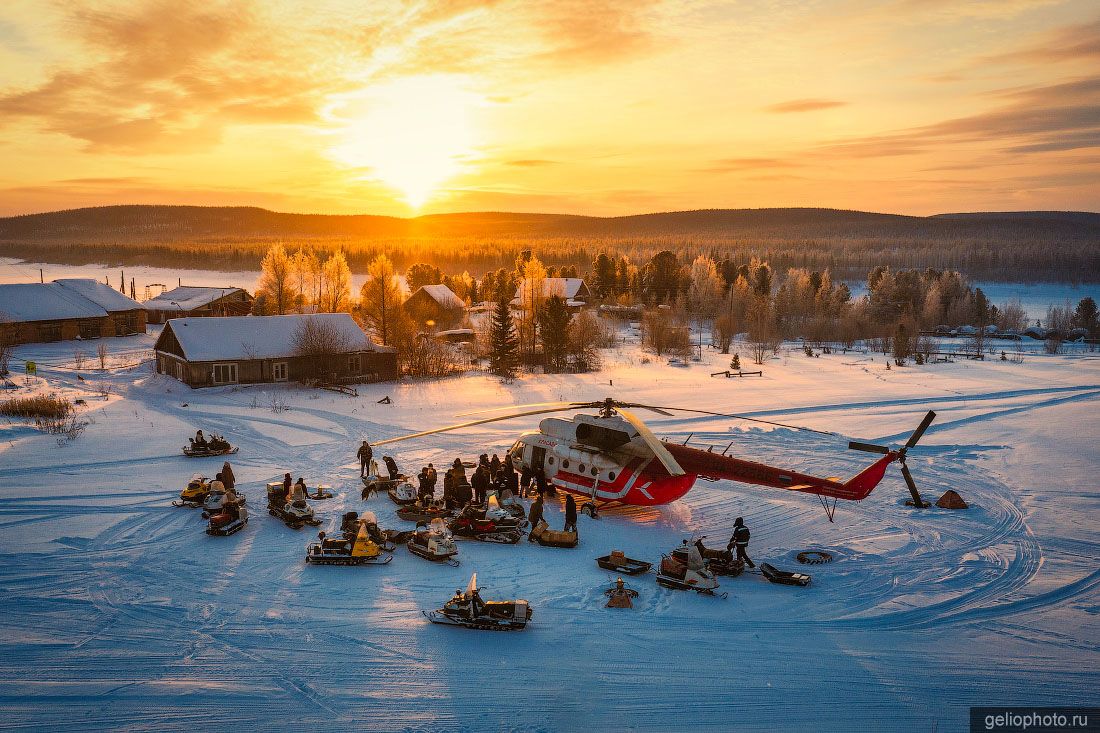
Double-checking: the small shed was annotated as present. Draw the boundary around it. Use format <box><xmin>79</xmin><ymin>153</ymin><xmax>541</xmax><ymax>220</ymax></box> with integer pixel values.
<box><xmin>144</xmin><ymin>286</ymin><xmax>254</xmax><ymax>324</ymax></box>
<box><xmin>154</xmin><ymin>314</ymin><xmax>396</xmax><ymax>388</ymax></box>
<box><xmin>404</xmin><ymin>284</ymin><xmax>466</xmax><ymax>329</ymax></box>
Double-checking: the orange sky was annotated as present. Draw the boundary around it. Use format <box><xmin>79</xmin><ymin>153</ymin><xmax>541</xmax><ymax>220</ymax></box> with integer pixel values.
<box><xmin>0</xmin><ymin>0</ymin><xmax>1097</xmax><ymax>217</ymax></box>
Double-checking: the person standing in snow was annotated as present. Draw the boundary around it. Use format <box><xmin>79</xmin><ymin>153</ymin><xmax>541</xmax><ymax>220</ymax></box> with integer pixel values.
<box><xmin>489</xmin><ymin>454</ymin><xmax>502</xmax><ymax>482</ymax></box>
<box><xmin>519</xmin><ymin>465</ymin><xmax>532</xmax><ymax>498</ymax></box>
<box><xmin>500</xmin><ymin>455</ymin><xmax>519</xmax><ymax>497</ymax></box>
<box><xmin>357</xmin><ymin>440</ymin><xmax>373</xmax><ymax>477</ymax></box>
<box><xmin>527</xmin><ymin>494</ymin><xmax>545</xmax><ymax>540</ymax></box>
<box><xmin>472</xmin><ymin>464</ymin><xmax>490</xmax><ymax>506</ymax></box>
<box><xmin>729</xmin><ymin>517</ymin><xmax>754</xmax><ymax>568</ymax></box>
<box><xmin>417</xmin><ymin>466</ymin><xmax>433</xmax><ymax>501</ymax></box>
<box><xmin>564</xmin><ymin>494</ymin><xmax>578</xmax><ymax>533</ymax></box>
<box><xmin>221</xmin><ymin>461</ymin><xmax>235</xmax><ymax>490</ymax></box>
<box><xmin>533</xmin><ymin>467</ymin><xmax>549</xmax><ymax>498</ymax></box>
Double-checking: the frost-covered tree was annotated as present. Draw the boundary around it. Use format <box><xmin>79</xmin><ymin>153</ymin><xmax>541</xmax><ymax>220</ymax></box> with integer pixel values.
<box><xmin>359</xmin><ymin>254</ymin><xmax>404</xmax><ymax>346</ymax></box>
<box><xmin>257</xmin><ymin>243</ymin><xmax>294</xmax><ymax>315</ymax></box>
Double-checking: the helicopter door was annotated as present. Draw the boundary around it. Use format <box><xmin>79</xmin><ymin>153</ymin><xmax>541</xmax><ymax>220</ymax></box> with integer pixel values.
<box><xmin>531</xmin><ymin>445</ymin><xmax>547</xmax><ymax>473</ymax></box>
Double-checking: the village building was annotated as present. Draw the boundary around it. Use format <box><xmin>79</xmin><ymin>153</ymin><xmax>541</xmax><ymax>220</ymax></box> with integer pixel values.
<box><xmin>404</xmin><ymin>283</ymin><xmax>466</xmax><ymax>330</ymax></box>
<box><xmin>154</xmin><ymin>313</ymin><xmax>397</xmax><ymax>388</ymax></box>
<box><xmin>512</xmin><ymin>277</ymin><xmax>593</xmax><ymax>308</ymax></box>
<box><xmin>143</xmin><ymin>285</ymin><xmax>254</xmax><ymax>324</ymax></box>
<box><xmin>0</xmin><ymin>279</ymin><xmax>145</xmax><ymax>345</ymax></box>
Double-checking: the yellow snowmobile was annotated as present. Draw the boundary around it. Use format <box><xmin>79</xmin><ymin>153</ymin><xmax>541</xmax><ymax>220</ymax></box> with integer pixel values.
<box><xmin>172</xmin><ymin>474</ymin><xmax>210</xmax><ymax>508</ymax></box>
<box><xmin>305</xmin><ymin>523</ymin><xmax>392</xmax><ymax>566</ymax></box>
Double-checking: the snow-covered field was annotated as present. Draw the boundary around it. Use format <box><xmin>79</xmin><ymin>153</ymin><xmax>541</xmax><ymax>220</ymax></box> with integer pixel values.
<box><xmin>1</xmin><ymin>328</ymin><xmax>1098</xmax><ymax>731</ymax></box>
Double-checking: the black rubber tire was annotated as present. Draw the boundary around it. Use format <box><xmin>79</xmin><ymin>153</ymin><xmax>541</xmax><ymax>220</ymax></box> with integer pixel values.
<box><xmin>796</xmin><ymin>550</ymin><xmax>833</xmax><ymax>565</ymax></box>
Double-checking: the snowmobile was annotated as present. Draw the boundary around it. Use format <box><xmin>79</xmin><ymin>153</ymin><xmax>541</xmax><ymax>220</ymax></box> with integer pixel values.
<box><xmin>447</xmin><ymin>506</ymin><xmax>522</xmax><ymax>544</ymax></box>
<box><xmin>395</xmin><ymin>500</ymin><xmax>451</xmax><ymax>523</ymax></box>
<box><xmin>338</xmin><ymin>511</ymin><xmax>400</xmax><ymax>551</ymax></box>
<box><xmin>172</xmin><ymin>474</ymin><xmax>210</xmax><ymax>508</ymax></box>
<box><xmin>201</xmin><ymin>487</ymin><xmax>246</xmax><ymax>518</ymax></box>
<box><xmin>183</xmin><ymin>434</ymin><xmax>237</xmax><ymax>457</ymax></box>
<box><xmin>463</xmin><ymin>502</ymin><xmax>526</xmax><ymax>530</ymax></box>
<box><xmin>386</xmin><ymin>479</ymin><xmax>418</xmax><ymax>506</ymax></box>
<box><xmin>596</xmin><ymin>550</ymin><xmax>652</xmax><ymax>575</ymax></box>
<box><xmin>604</xmin><ymin>577</ymin><xmax>639</xmax><ymax>609</ymax></box>
<box><xmin>760</xmin><ymin>562</ymin><xmax>811</xmax><ymax>587</ymax></box>
<box><xmin>494</xmin><ymin>488</ymin><xmax>526</xmax><ymax>521</ymax></box>
<box><xmin>305</xmin><ymin>524</ymin><xmax>392</xmax><ymax>566</ymax></box>
<box><xmin>266</xmin><ymin>482</ymin><xmax>321</xmax><ymax>529</ymax></box>
<box><xmin>407</xmin><ymin>518</ymin><xmax>460</xmax><ymax>566</ymax></box>
<box><xmin>424</xmin><ymin>573</ymin><xmax>531</xmax><ymax>630</ymax></box>
<box><xmin>693</xmin><ymin>537</ymin><xmax>745</xmax><ymax>577</ymax></box>
<box><xmin>656</xmin><ymin>542</ymin><xmax>725</xmax><ymax>597</ymax></box>
<box><xmin>528</xmin><ymin>520</ymin><xmax>578</xmax><ymax>548</ymax></box>
<box><xmin>206</xmin><ymin>503</ymin><xmax>248</xmax><ymax>536</ymax></box>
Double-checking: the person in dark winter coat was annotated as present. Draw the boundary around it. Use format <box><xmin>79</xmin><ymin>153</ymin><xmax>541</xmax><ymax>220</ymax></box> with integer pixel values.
<box><xmin>383</xmin><ymin>456</ymin><xmax>399</xmax><ymax>481</ymax></box>
<box><xmin>564</xmin><ymin>494</ymin><xmax>578</xmax><ymax>533</ymax></box>
<box><xmin>282</xmin><ymin>472</ymin><xmax>292</xmax><ymax>493</ymax></box>
<box><xmin>527</xmin><ymin>495</ymin><xmax>544</xmax><ymax>541</ymax></box>
<box><xmin>729</xmin><ymin>516</ymin><xmax>754</xmax><ymax>568</ymax></box>
<box><xmin>357</xmin><ymin>440</ymin><xmax>373</xmax><ymax>477</ymax></box>
<box><xmin>417</xmin><ymin>467</ymin><xmax>434</xmax><ymax>501</ymax></box>
<box><xmin>533</xmin><ymin>467</ymin><xmax>549</xmax><ymax>498</ymax></box>
<box><xmin>519</xmin><ymin>466</ymin><xmax>532</xmax><ymax>498</ymax></box>
<box><xmin>501</xmin><ymin>456</ymin><xmax>519</xmax><ymax>495</ymax></box>
<box><xmin>221</xmin><ymin>461</ymin><xmax>235</xmax><ymax>490</ymax></box>
<box><xmin>489</xmin><ymin>454</ymin><xmax>502</xmax><ymax>481</ymax></box>
<box><xmin>471</xmin><ymin>465</ymin><xmax>490</xmax><ymax>505</ymax></box>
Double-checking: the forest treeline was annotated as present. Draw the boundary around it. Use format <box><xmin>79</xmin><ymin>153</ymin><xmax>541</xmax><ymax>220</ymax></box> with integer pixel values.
<box><xmin>1</xmin><ymin>205</ymin><xmax>1098</xmax><ymax>283</ymax></box>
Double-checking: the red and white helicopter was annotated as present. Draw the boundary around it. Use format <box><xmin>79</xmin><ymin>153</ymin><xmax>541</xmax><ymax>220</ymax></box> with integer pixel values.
<box><xmin>375</xmin><ymin>397</ymin><xmax>936</xmax><ymax>519</ymax></box>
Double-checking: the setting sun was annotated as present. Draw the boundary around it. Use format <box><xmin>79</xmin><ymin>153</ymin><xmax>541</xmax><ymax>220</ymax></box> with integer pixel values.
<box><xmin>326</xmin><ymin>75</ymin><xmax>483</xmax><ymax>209</ymax></box>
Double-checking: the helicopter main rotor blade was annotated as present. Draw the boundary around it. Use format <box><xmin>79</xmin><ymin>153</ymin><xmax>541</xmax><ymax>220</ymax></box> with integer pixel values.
<box><xmin>454</xmin><ymin>401</ymin><xmax>594</xmax><ymax>418</ymax></box>
<box><xmin>623</xmin><ymin>403</ymin><xmax>835</xmax><ymax>436</ymax></box>
<box><xmin>848</xmin><ymin>441</ymin><xmax>892</xmax><ymax>454</ymax></box>
<box><xmin>373</xmin><ymin>406</ymin><xmax>580</xmax><ymax>446</ymax></box>
<box><xmin>905</xmin><ymin>410</ymin><xmax>937</xmax><ymax>448</ymax></box>
<box><xmin>616</xmin><ymin>408</ymin><xmax>686</xmax><ymax>477</ymax></box>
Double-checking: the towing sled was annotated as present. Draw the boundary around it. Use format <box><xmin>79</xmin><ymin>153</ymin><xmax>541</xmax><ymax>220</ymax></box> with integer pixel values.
<box><xmin>424</xmin><ymin>574</ymin><xmax>531</xmax><ymax>630</ymax></box>
<box><xmin>395</xmin><ymin>500</ymin><xmax>451</xmax><ymax>523</ymax></box>
<box><xmin>596</xmin><ymin>551</ymin><xmax>652</xmax><ymax>575</ymax></box>
<box><xmin>172</xmin><ymin>474</ymin><xmax>209</xmax><ymax>507</ymax></box>
<box><xmin>407</xmin><ymin>518</ymin><xmax>460</xmax><ymax>566</ymax></box>
<box><xmin>528</xmin><ymin>520</ymin><xmax>578</xmax><ymax>548</ymax></box>
<box><xmin>305</xmin><ymin>525</ymin><xmax>392</xmax><ymax>566</ymax></box>
<box><xmin>761</xmin><ymin>562</ymin><xmax>811</xmax><ymax>587</ymax></box>
<box><xmin>206</xmin><ymin>505</ymin><xmax>248</xmax><ymax>536</ymax></box>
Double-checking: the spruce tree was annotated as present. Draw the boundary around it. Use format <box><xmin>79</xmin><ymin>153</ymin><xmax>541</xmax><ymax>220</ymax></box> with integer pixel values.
<box><xmin>538</xmin><ymin>295</ymin><xmax>572</xmax><ymax>372</ymax></box>
<box><xmin>489</xmin><ymin>293</ymin><xmax>518</xmax><ymax>378</ymax></box>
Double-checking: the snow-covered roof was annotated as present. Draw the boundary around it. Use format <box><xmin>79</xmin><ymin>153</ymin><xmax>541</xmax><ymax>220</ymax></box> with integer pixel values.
<box><xmin>513</xmin><ymin>277</ymin><xmax>590</xmax><ymax>301</ymax></box>
<box><xmin>160</xmin><ymin>314</ymin><xmax>390</xmax><ymax>362</ymax></box>
<box><xmin>413</xmin><ymin>284</ymin><xmax>465</xmax><ymax>310</ymax></box>
<box><xmin>144</xmin><ymin>285</ymin><xmax>248</xmax><ymax>311</ymax></box>
<box><xmin>0</xmin><ymin>282</ymin><xmax>109</xmax><ymax>323</ymax></box>
<box><xmin>54</xmin><ymin>279</ymin><xmax>142</xmax><ymax>312</ymax></box>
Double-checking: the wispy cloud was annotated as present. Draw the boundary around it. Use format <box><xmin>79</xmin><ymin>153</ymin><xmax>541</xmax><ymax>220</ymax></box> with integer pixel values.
<box><xmin>765</xmin><ymin>98</ymin><xmax>847</xmax><ymax>114</ymax></box>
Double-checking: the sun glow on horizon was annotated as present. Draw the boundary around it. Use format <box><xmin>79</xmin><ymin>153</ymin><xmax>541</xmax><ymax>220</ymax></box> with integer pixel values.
<box><xmin>327</xmin><ymin>75</ymin><xmax>484</xmax><ymax>209</ymax></box>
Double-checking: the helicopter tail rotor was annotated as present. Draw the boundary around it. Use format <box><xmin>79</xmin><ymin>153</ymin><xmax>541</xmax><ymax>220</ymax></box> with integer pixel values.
<box><xmin>848</xmin><ymin>410</ymin><xmax>936</xmax><ymax>507</ymax></box>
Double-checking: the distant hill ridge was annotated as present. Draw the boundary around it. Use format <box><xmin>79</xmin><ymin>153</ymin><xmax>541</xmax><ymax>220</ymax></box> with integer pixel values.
<box><xmin>2</xmin><ymin>204</ymin><xmax>1098</xmax><ymax>241</ymax></box>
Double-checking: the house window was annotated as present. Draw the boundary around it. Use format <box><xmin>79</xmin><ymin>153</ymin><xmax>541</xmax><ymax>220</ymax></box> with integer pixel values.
<box><xmin>176</xmin><ymin>361</ymin><xmax>185</xmax><ymax>381</ymax></box>
<box><xmin>348</xmin><ymin>355</ymin><xmax>362</xmax><ymax>373</ymax></box>
<box><xmin>212</xmin><ymin>363</ymin><xmax>238</xmax><ymax>384</ymax></box>
<box><xmin>273</xmin><ymin>362</ymin><xmax>288</xmax><ymax>382</ymax></box>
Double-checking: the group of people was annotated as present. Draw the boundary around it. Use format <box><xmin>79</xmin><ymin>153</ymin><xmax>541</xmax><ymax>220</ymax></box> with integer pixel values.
<box><xmin>279</xmin><ymin>472</ymin><xmax>312</xmax><ymax>506</ymax></box>
<box><xmin>353</xmin><ymin>437</ymin><xmax>754</xmax><ymax>557</ymax></box>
